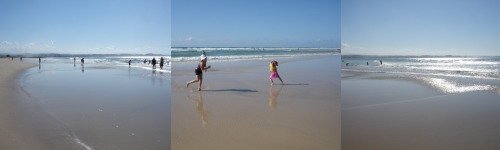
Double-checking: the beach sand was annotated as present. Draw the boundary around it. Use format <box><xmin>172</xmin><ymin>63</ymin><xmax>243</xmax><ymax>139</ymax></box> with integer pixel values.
<box><xmin>19</xmin><ymin>60</ymin><xmax>170</xmax><ymax>149</ymax></box>
<box><xmin>171</xmin><ymin>55</ymin><xmax>341</xmax><ymax>150</ymax></box>
<box><xmin>1</xmin><ymin>58</ymin><xmax>170</xmax><ymax>149</ymax></box>
<box><xmin>342</xmin><ymin>73</ymin><xmax>500</xmax><ymax>150</ymax></box>
<box><xmin>0</xmin><ymin>58</ymin><xmax>56</xmax><ymax>149</ymax></box>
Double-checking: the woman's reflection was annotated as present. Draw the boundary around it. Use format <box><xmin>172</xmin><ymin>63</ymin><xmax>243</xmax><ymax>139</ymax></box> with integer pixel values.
<box><xmin>187</xmin><ymin>92</ymin><xmax>208</xmax><ymax>127</ymax></box>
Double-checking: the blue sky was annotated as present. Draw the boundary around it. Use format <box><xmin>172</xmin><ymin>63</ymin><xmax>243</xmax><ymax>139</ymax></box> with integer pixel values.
<box><xmin>342</xmin><ymin>0</ymin><xmax>500</xmax><ymax>56</ymax></box>
<box><xmin>0</xmin><ymin>0</ymin><xmax>170</xmax><ymax>55</ymax></box>
<box><xmin>172</xmin><ymin>0</ymin><xmax>340</xmax><ymax>48</ymax></box>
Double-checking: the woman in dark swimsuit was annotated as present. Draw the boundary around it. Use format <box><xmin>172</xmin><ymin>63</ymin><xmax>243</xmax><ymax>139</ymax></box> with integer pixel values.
<box><xmin>187</xmin><ymin>52</ymin><xmax>211</xmax><ymax>91</ymax></box>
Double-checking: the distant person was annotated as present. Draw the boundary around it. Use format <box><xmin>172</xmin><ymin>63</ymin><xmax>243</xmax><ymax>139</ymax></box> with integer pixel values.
<box><xmin>367</xmin><ymin>62</ymin><xmax>369</xmax><ymax>66</ymax></box>
<box><xmin>160</xmin><ymin>57</ymin><xmax>165</xmax><ymax>69</ymax></box>
<box><xmin>20</xmin><ymin>57</ymin><xmax>22</xmax><ymax>61</ymax></box>
<box><xmin>346</xmin><ymin>63</ymin><xmax>349</xmax><ymax>66</ymax></box>
<box><xmin>379</xmin><ymin>60</ymin><xmax>383</xmax><ymax>65</ymax></box>
<box><xmin>152</xmin><ymin>57</ymin><xmax>157</xmax><ymax>68</ymax></box>
<box><xmin>269</xmin><ymin>60</ymin><xmax>284</xmax><ymax>85</ymax></box>
<box><xmin>143</xmin><ymin>59</ymin><xmax>147</xmax><ymax>64</ymax></box>
<box><xmin>187</xmin><ymin>51</ymin><xmax>211</xmax><ymax>91</ymax></box>
<box><xmin>128</xmin><ymin>59</ymin><xmax>132</xmax><ymax>67</ymax></box>
<box><xmin>148</xmin><ymin>59</ymin><xmax>151</xmax><ymax>65</ymax></box>
<box><xmin>39</xmin><ymin>57</ymin><xmax>41</xmax><ymax>64</ymax></box>
<box><xmin>74</xmin><ymin>57</ymin><xmax>76</xmax><ymax>63</ymax></box>
<box><xmin>81</xmin><ymin>58</ymin><xmax>85</xmax><ymax>64</ymax></box>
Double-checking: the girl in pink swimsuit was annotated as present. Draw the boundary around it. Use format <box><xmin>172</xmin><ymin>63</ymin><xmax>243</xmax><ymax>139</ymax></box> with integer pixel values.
<box><xmin>269</xmin><ymin>60</ymin><xmax>284</xmax><ymax>85</ymax></box>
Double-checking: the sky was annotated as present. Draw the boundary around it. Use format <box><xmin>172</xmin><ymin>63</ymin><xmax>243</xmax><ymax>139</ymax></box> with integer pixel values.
<box><xmin>0</xmin><ymin>0</ymin><xmax>170</xmax><ymax>55</ymax></box>
<box><xmin>342</xmin><ymin>0</ymin><xmax>500</xmax><ymax>56</ymax></box>
<box><xmin>172</xmin><ymin>0</ymin><xmax>340</xmax><ymax>48</ymax></box>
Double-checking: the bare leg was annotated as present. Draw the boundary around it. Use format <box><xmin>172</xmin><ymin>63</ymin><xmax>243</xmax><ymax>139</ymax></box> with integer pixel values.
<box><xmin>187</xmin><ymin>75</ymin><xmax>201</xmax><ymax>87</ymax></box>
<box><xmin>277</xmin><ymin>76</ymin><xmax>284</xmax><ymax>84</ymax></box>
<box><xmin>186</xmin><ymin>79</ymin><xmax>198</xmax><ymax>87</ymax></box>
<box><xmin>269</xmin><ymin>78</ymin><xmax>274</xmax><ymax>85</ymax></box>
<box><xmin>198</xmin><ymin>78</ymin><xmax>203</xmax><ymax>91</ymax></box>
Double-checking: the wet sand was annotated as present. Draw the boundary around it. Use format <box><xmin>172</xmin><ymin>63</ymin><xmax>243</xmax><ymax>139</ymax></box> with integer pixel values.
<box><xmin>18</xmin><ymin>61</ymin><xmax>170</xmax><ymax>149</ymax></box>
<box><xmin>171</xmin><ymin>55</ymin><xmax>341</xmax><ymax>150</ymax></box>
<box><xmin>0</xmin><ymin>58</ymin><xmax>60</xmax><ymax>149</ymax></box>
<box><xmin>1</xmin><ymin>58</ymin><xmax>170</xmax><ymax>149</ymax></box>
<box><xmin>342</xmin><ymin>75</ymin><xmax>500</xmax><ymax>150</ymax></box>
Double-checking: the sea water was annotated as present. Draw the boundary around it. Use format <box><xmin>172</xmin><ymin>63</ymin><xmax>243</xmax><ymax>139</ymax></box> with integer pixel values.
<box><xmin>342</xmin><ymin>55</ymin><xmax>500</xmax><ymax>94</ymax></box>
<box><xmin>171</xmin><ymin>47</ymin><xmax>340</xmax><ymax>62</ymax></box>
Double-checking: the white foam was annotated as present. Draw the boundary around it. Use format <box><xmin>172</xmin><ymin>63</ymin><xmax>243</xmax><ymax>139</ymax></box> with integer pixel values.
<box><xmin>73</xmin><ymin>137</ymin><xmax>93</xmax><ymax>150</ymax></box>
<box><xmin>171</xmin><ymin>53</ymin><xmax>337</xmax><ymax>62</ymax></box>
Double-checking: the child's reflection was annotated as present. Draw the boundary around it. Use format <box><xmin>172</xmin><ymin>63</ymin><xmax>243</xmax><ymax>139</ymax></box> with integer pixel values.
<box><xmin>268</xmin><ymin>85</ymin><xmax>283</xmax><ymax>110</ymax></box>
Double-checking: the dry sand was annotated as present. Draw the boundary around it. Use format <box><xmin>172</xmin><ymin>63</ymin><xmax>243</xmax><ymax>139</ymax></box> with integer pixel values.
<box><xmin>171</xmin><ymin>55</ymin><xmax>341</xmax><ymax>150</ymax></box>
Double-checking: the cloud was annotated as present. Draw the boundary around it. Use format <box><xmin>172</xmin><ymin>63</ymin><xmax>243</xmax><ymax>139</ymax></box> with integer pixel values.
<box><xmin>84</xmin><ymin>45</ymin><xmax>169</xmax><ymax>54</ymax></box>
<box><xmin>341</xmin><ymin>42</ymin><xmax>351</xmax><ymax>48</ymax></box>
<box><xmin>0</xmin><ymin>40</ymin><xmax>57</xmax><ymax>53</ymax></box>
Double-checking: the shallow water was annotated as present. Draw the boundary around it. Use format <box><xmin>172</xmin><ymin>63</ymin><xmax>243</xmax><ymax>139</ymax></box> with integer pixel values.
<box><xmin>342</xmin><ymin>55</ymin><xmax>499</xmax><ymax>94</ymax></box>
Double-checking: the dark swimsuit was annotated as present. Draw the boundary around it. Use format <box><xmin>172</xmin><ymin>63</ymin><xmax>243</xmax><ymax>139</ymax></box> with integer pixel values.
<box><xmin>195</xmin><ymin>64</ymin><xmax>202</xmax><ymax>75</ymax></box>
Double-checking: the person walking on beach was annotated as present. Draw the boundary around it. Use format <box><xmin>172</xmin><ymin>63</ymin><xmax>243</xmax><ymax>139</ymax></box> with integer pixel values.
<box><xmin>269</xmin><ymin>60</ymin><xmax>284</xmax><ymax>85</ymax></box>
<box><xmin>160</xmin><ymin>57</ymin><xmax>165</xmax><ymax>69</ymax></box>
<box><xmin>128</xmin><ymin>59</ymin><xmax>132</xmax><ymax>67</ymax></box>
<box><xmin>379</xmin><ymin>60</ymin><xmax>383</xmax><ymax>65</ymax></box>
<box><xmin>143</xmin><ymin>59</ymin><xmax>147</xmax><ymax>64</ymax></box>
<box><xmin>81</xmin><ymin>58</ymin><xmax>85</xmax><ymax>64</ymax></box>
<box><xmin>38</xmin><ymin>57</ymin><xmax>41</xmax><ymax>64</ymax></box>
<box><xmin>152</xmin><ymin>57</ymin><xmax>157</xmax><ymax>68</ymax></box>
<box><xmin>187</xmin><ymin>51</ymin><xmax>211</xmax><ymax>91</ymax></box>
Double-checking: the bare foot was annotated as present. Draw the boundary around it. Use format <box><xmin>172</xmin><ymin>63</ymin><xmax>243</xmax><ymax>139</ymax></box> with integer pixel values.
<box><xmin>197</xmin><ymin>88</ymin><xmax>202</xmax><ymax>91</ymax></box>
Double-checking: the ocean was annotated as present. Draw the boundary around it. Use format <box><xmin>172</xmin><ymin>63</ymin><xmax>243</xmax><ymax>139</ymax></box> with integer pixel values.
<box><xmin>171</xmin><ymin>47</ymin><xmax>340</xmax><ymax>62</ymax></box>
<box><xmin>342</xmin><ymin>55</ymin><xmax>500</xmax><ymax>94</ymax></box>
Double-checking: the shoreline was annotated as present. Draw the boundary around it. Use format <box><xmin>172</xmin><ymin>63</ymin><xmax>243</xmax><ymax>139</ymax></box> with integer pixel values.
<box><xmin>16</xmin><ymin>59</ymin><xmax>170</xmax><ymax>149</ymax></box>
<box><xmin>1</xmin><ymin>58</ymin><xmax>91</xmax><ymax>149</ymax></box>
<box><xmin>0</xmin><ymin>58</ymin><xmax>50</xmax><ymax>149</ymax></box>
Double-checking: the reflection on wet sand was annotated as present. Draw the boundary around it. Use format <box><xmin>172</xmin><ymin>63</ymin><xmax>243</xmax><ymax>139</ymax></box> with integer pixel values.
<box><xmin>81</xmin><ymin>64</ymin><xmax>84</xmax><ymax>73</ymax></box>
<box><xmin>187</xmin><ymin>92</ymin><xmax>208</xmax><ymax>127</ymax></box>
<box><xmin>268</xmin><ymin>85</ymin><xmax>283</xmax><ymax>110</ymax></box>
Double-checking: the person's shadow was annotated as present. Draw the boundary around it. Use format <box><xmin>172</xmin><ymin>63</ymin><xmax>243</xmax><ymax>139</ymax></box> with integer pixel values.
<box><xmin>187</xmin><ymin>92</ymin><xmax>208</xmax><ymax>127</ymax></box>
<box><xmin>268</xmin><ymin>85</ymin><xmax>283</xmax><ymax>110</ymax></box>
